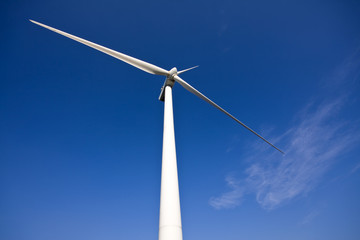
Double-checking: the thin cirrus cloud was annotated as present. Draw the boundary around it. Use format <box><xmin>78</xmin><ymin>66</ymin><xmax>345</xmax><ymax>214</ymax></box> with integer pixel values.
<box><xmin>209</xmin><ymin>176</ymin><xmax>245</xmax><ymax>210</ymax></box>
<box><xmin>209</xmin><ymin>48</ymin><xmax>360</xmax><ymax>210</ymax></box>
<box><xmin>248</xmin><ymin>98</ymin><xmax>356</xmax><ymax>210</ymax></box>
<box><xmin>299</xmin><ymin>209</ymin><xmax>321</xmax><ymax>225</ymax></box>
<box><xmin>210</xmin><ymin>97</ymin><xmax>358</xmax><ymax>210</ymax></box>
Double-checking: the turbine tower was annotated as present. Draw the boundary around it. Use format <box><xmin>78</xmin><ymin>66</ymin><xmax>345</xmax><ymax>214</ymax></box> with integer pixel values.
<box><xmin>30</xmin><ymin>20</ymin><xmax>283</xmax><ymax>240</ymax></box>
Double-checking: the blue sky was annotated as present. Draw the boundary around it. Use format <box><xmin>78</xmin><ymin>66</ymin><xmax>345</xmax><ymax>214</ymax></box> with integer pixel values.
<box><xmin>1</xmin><ymin>0</ymin><xmax>360</xmax><ymax>239</ymax></box>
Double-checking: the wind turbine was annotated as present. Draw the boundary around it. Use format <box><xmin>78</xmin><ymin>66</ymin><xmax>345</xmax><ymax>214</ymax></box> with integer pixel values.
<box><xmin>30</xmin><ymin>19</ymin><xmax>283</xmax><ymax>240</ymax></box>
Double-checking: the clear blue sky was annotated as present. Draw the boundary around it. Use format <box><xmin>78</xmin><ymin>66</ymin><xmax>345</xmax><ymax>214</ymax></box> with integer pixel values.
<box><xmin>1</xmin><ymin>0</ymin><xmax>360</xmax><ymax>239</ymax></box>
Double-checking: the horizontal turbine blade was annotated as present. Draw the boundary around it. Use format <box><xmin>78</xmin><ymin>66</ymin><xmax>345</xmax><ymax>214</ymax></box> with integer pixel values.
<box><xmin>29</xmin><ymin>20</ymin><xmax>169</xmax><ymax>76</ymax></box>
<box><xmin>174</xmin><ymin>75</ymin><xmax>284</xmax><ymax>154</ymax></box>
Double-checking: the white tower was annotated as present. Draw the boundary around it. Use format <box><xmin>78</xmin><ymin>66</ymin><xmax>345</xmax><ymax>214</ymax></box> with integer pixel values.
<box><xmin>159</xmin><ymin>86</ymin><xmax>183</xmax><ymax>240</ymax></box>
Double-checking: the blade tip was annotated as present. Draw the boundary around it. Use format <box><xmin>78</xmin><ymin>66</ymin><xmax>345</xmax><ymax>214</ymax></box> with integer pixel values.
<box><xmin>29</xmin><ymin>19</ymin><xmax>38</xmax><ymax>24</ymax></box>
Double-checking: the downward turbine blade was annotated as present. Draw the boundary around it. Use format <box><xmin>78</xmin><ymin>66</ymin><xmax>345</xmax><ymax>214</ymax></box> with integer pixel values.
<box><xmin>174</xmin><ymin>76</ymin><xmax>284</xmax><ymax>154</ymax></box>
<box><xmin>29</xmin><ymin>20</ymin><xmax>169</xmax><ymax>76</ymax></box>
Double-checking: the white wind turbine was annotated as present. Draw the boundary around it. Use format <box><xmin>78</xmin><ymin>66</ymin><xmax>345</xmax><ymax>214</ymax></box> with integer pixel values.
<box><xmin>30</xmin><ymin>19</ymin><xmax>283</xmax><ymax>240</ymax></box>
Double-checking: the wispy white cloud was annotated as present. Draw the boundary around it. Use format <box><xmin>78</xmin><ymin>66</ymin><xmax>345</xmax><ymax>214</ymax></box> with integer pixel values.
<box><xmin>299</xmin><ymin>209</ymin><xmax>320</xmax><ymax>225</ymax></box>
<box><xmin>209</xmin><ymin>48</ymin><xmax>360</xmax><ymax>211</ymax></box>
<box><xmin>209</xmin><ymin>175</ymin><xmax>244</xmax><ymax>209</ymax></box>
<box><xmin>248</xmin><ymin>99</ymin><xmax>357</xmax><ymax>210</ymax></box>
<box><xmin>350</xmin><ymin>162</ymin><xmax>360</xmax><ymax>174</ymax></box>
<box><xmin>211</xmin><ymin>98</ymin><xmax>357</xmax><ymax>210</ymax></box>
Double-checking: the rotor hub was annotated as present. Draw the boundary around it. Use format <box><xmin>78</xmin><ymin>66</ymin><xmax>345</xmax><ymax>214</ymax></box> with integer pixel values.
<box><xmin>168</xmin><ymin>67</ymin><xmax>178</xmax><ymax>79</ymax></box>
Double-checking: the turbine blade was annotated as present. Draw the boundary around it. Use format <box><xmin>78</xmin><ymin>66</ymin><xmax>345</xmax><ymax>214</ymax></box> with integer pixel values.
<box><xmin>178</xmin><ymin>66</ymin><xmax>199</xmax><ymax>75</ymax></box>
<box><xmin>174</xmin><ymin>75</ymin><xmax>284</xmax><ymax>154</ymax></box>
<box><xmin>29</xmin><ymin>20</ymin><xmax>169</xmax><ymax>76</ymax></box>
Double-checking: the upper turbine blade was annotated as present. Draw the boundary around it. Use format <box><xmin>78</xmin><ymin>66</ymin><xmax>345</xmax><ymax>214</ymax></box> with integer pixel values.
<box><xmin>178</xmin><ymin>66</ymin><xmax>199</xmax><ymax>75</ymax></box>
<box><xmin>29</xmin><ymin>20</ymin><xmax>169</xmax><ymax>76</ymax></box>
<box><xmin>174</xmin><ymin>75</ymin><xmax>284</xmax><ymax>154</ymax></box>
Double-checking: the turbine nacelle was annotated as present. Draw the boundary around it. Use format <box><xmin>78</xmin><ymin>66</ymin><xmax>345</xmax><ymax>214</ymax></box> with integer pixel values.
<box><xmin>159</xmin><ymin>66</ymin><xmax>198</xmax><ymax>101</ymax></box>
<box><xmin>159</xmin><ymin>67</ymin><xmax>177</xmax><ymax>101</ymax></box>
